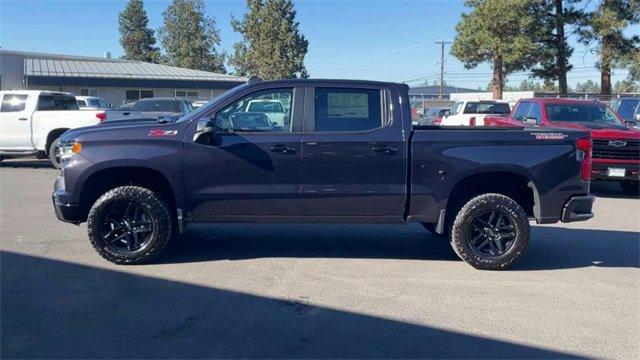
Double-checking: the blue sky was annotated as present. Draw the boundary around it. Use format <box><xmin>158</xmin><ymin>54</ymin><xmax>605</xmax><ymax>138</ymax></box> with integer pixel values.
<box><xmin>0</xmin><ymin>0</ymin><xmax>636</xmax><ymax>89</ymax></box>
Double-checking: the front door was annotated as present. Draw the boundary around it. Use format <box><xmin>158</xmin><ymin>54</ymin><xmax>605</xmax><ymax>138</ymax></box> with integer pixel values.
<box><xmin>183</xmin><ymin>87</ymin><xmax>304</xmax><ymax>218</ymax></box>
<box><xmin>0</xmin><ymin>93</ymin><xmax>32</xmax><ymax>149</ymax></box>
<box><xmin>300</xmin><ymin>85</ymin><xmax>407</xmax><ymax>217</ymax></box>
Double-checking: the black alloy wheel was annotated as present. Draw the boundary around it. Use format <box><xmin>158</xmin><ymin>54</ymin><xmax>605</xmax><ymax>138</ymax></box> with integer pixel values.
<box><xmin>468</xmin><ymin>209</ymin><xmax>516</xmax><ymax>257</ymax></box>
<box><xmin>449</xmin><ymin>193</ymin><xmax>530</xmax><ymax>270</ymax></box>
<box><xmin>87</xmin><ymin>186</ymin><xmax>173</xmax><ymax>264</ymax></box>
<box><xmin>100</xmin><ymin>201</ymin><xmax>154</xmax><ymax>253</ymax></box>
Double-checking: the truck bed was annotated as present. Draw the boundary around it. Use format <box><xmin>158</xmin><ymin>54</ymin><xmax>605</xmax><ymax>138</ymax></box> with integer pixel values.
<box><xmin>408</xmin><ymin>127</ymin><xmax>589</xmax><ymax>225</ymax></box>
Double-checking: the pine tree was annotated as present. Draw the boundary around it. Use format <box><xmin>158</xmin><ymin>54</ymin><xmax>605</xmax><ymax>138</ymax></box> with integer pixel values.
<box><xmin>230</xmin><ymin>0</ymin><xmax>309</xmax><ymax>79</ymax></box>
<box><xmin>574</xmin><ymin>79</ymin><xmax>601</xmax><ymax>93</ymax></box>
<box><xmin>529</xmin><ymin>0</ymin><xmax>582</xmax><ymax>95</ymax></box>
<box><xmin>159</xmin><ymin>0</ymin><xmax>226</xmax><ymax>73</ymax></box>
<box><xmin>576</xmin><ymin>0</ymin><xmax>640</xmax><ymax>95</ymax></box>
<box><xmin>118</xmin><ymin>0</ymin><xmax>160</xmax><ymax>63</ymax></box>
<box><xmin>451</xmin><ymin>0</ymin><xmax>542</xmax><ymax>99</ymax></box>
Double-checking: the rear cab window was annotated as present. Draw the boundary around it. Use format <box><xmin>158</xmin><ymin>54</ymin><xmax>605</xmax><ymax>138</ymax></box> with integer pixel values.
<box><xmin>313</xmin><ymin>88</ymin><xmax>383</xmax><ymax>132</ymax></box>
<box><xmin>38</xmin><ymin>94</ymin><xmax>79</xmax><ymax>111</ymax></box>
<box><xmin>463</xmin><ymin>102</ymin><xmax>511</xmax><ymax>114</ymax></box>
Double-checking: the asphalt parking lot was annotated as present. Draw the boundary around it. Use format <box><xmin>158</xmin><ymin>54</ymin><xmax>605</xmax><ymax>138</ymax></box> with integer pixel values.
<box><xmin>1</xmin><ymin>159</ymin><xmax>638</xmax><ymax>359</ymax></box>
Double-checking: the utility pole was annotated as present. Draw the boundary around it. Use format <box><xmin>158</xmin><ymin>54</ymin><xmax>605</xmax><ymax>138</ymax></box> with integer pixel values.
<box><xmin>435</xmin><ymin>41</ymin><xmax>451</xmax><ymax>99</ymax></box>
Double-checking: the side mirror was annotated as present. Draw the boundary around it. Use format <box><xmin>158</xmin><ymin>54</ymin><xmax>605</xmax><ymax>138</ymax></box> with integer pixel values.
<box><xmin>443</xmin><ymin>110</ymin><xmax>450</xmax><ymax>118</ymax></box>
<box><xmin>194</xmin><ymin>118</ymin><xmax>219</xmax><ymax>144</ymax></box>
<box><xmin>524</xmin><ymin>117</ymin><xmax>538</xmax><ymax>126</ymax></box>
<box><xmin>635</xmin><ymin>113</ymin><xmax>640</xmax><ymax>121</ymax></box>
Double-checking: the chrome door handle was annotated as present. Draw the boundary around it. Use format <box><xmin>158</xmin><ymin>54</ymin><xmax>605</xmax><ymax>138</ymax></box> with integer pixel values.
<box><xmin>18</xmin><ymin>117</ymin><xmax>28</xmax><ymax>121</ymax></box>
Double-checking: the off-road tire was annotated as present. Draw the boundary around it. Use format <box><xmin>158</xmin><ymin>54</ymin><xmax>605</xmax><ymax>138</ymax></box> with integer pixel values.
<box><xmin>450</xmin><ymin>193</ymin><xmax>529</xmax><ymax>270</ymax></box>
<box><xmin>620</xmin><ymin>181</ymin><xmax>640</xmax><ymax>197</ymax></box>
<box><xmin>48</xmin><ymin>138</ymin><xmax>61</xmax><ymax>169</ymax></box>
<box><xmin>87</xmin><ymin>186</ymin><xmax>173</xmax><ymax>265</ymax></box>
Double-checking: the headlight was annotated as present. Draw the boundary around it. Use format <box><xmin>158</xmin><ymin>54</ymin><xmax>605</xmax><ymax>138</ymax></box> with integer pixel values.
<box><xmin>58</xmin><ymin>141</ymin><xmax>82</xmax><ymax>165</ymax></box>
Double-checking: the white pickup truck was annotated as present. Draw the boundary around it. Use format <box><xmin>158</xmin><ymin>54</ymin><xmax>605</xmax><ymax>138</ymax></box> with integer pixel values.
<box><xmin>440</xmin><ymin>100</ymin><xmax>511</xmax><ymax>126</ymax></box>
<box><xmin>0</xmin><ymin>91</ymin><xmax>105</xmax><ymax>168</ymax></box>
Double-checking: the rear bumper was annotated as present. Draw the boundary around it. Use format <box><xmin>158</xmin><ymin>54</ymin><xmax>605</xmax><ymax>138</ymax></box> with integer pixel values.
<box><xmin>591</xmin><ymin>162</ymin><xmax>640</xmax><ymax>181</ymax></box>
<box><xmin>561</xmin><ymin>194</ymin><xmax>595</xmax><ymax>223</ymax></box>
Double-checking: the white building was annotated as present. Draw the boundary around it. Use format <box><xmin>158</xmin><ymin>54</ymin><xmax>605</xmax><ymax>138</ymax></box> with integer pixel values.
<box><xmin>0</xmin><ymin>50</ymin><xmax>246</xmax><ymax>105</ymax></box>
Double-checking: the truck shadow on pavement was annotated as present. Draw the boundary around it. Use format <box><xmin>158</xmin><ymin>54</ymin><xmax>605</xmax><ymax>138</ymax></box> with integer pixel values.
<box><xmin>161</xmin><ymin>223</ymin><xmax>639</xmax><ymax>271</ymax></box>
<box><xmin>1</xmin><ymin>250</ymin><xmax>583</xmax><ymax>359</ymax></box>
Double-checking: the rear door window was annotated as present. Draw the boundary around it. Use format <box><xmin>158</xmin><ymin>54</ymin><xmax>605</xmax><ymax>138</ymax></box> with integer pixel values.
<box><xmin>314</xmin><ymin>88</ymin><xmax>382</xmax><ymax>132</ymax></box>
<box><xmin>1</xmin><ymin>94</ymin><xmax>28</xmax><ymax>112</ymax></box>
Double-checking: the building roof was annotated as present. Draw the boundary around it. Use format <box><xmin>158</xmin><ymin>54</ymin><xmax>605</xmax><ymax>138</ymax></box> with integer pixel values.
<box><xmin>2</xmin><ymin>50</ymin><xmax>245</xmax><ymax>83</ymax></box>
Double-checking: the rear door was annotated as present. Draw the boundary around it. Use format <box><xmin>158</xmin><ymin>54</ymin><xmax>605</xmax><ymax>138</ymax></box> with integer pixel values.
<box><xmin>0</xmin><ymin>92</ymin><xmax>32</xmax><ymax>149</ymax></box>
<box><xmin>183</xmin><ymin>85</ymin><xmax>304</xmax><ymax>218</ymax></box>
<box><xmin>300</xmin><ymin>84</ymin><xmax>407</xmax><ymax>218</ymax></box>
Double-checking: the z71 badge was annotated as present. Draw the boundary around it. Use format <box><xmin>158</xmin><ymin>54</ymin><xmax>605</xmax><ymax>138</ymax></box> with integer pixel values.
<box><xmin>148</xmin><ymin>129</ymin><xmax>178</xmax><ymax>137</ymax></box>
<box><xmin>532</xmin><ymin>132</ymin><xmax>568</xmax><ymax>140</ymax></box>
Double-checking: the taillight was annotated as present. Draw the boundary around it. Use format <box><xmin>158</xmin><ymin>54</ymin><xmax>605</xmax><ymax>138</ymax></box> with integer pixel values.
<box><xmin>469</xmin><ymin>116</ymin><xmax>476</xmax><ymax>126</ymax></box>
<box><xmin>576</xmin><ymin>137</ymin><xmax>592</xmax><ymax>181</ymax></box>
<box><xmin>96</xmin><ymin>112</ymin><xmax>106</xmax><ymax>122</ymax></box>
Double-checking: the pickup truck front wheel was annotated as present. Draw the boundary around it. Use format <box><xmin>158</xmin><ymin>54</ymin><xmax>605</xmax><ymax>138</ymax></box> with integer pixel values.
<box><xmin>87</xmin><ymin>186</ymin><xmax>173</xmax><ymax>265</ymax></box>
<box><xmin>450</xmin><ymin>193</ymin><xmax>529</xmax><ymax>270</ymax></box>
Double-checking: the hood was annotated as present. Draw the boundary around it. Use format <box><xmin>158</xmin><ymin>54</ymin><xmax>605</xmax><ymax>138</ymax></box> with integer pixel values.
<box><xmin>60</xmin><ymin>120</ymin><xmax>184</xmax><ymax>143</ymax></box>
<box><xmin>549</xmin><ymin>121</ymin><xmax>640</xmax><ymax>140</ymax></box>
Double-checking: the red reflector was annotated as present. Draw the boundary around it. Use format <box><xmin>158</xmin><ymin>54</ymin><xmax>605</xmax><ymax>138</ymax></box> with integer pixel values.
<box><xmin>96</xmin><ymin>112</ymin><xmax>106</xmax><ymax>122</ymax></box>
<box><xmin>469</xmin><ymin>116</ymin><xmax>476</xmax><ymax>126</ymax></box>
<box><xmin>576</xmin><ymin>137</ymin><xmax>592</xmax><ymax>181</ymax></box>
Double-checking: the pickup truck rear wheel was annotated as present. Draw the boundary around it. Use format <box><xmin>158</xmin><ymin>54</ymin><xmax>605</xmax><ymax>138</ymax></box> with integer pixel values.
<box><xmin>87</xmin><ymin>186</ymin><xmax>173</xmax><ymax>265</ymax></box>
<box><xmin>450</xmin><ymin>193</ymin><xmax>529</xmax><ymax>270</ymax></box>
<box><xmin>48</xmin><ymin>138</ymin><xmax>61</xmax><ymax>169</ymax></box>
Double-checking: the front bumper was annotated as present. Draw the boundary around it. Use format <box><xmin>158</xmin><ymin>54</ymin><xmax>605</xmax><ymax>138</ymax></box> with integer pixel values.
<box><xmin>52</xmin><ymin>195</ymin><xmax>82</xmax><ymax>224</ymax></box>
<box><xmin>52</xmin><ymin>175</ymin><xmax>82</xmax><ymax>224</ymax></box>
<box><xmin>561</xmin><ymin>194</ymin><xmax>595</xmax><ymax>223</ymax></box>
<box><xmin>591</xmin><ymin>162</ymin><xmax>640</xmax><ymax>181</ymax></box>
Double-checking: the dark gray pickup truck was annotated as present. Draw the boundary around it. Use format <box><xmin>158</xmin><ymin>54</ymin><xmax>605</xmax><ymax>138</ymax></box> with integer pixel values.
<box><xmin>53</xmin><ymin>79</ymin><xmax>595</xmax><ymax>270</ymax></box>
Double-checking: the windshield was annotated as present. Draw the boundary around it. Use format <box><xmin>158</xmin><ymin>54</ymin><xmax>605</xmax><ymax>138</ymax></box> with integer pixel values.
<box><xmin>546</xmin><ymin>103</ymin><xmax>622</xmax><ymax>124</ymax></box>
<box><xmin>615</xmin><ymin>99</ymin><xmax>640</xmax><ymax>121</ymax></box>
<box><xmin>173</xmin><ymin>83</ymin><xmax>249</xmax><ymax>123</ymax></box>
<box><xmin>132</xmin><ymin>100</ymin><xmax>181</xmax><ymax>112</ymax></box>
<box><xmin>247</xmin><ymin>101</ymin><xmax>284</xmax><ymax>113</ymax></box>
<box><xmin>463</xmin><ymin>102</ymin><xmax>511</xmax><ymax>114</ymax></box>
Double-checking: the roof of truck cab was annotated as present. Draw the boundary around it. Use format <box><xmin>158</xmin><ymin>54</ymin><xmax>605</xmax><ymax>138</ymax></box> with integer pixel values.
<box><xmin>246</xmin><ymin>78</ymin><xmax>409</xmax><ymax>87</ymax></box>
<box><xmin>524</xmin><ymin>98</ymin><xmax>607</xmax><ymax>105</ymax></box>
<box><xmin>136</xmin><ymin>97</ymin><xmax>184</xmax><ymax>102</ymax></box>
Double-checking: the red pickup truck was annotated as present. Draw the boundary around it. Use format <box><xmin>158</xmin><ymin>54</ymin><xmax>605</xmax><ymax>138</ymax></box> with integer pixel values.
<box><xmin>485</xmin><ymin>98</ymin><xmax>640</xmax><ymax>195</ymax></box>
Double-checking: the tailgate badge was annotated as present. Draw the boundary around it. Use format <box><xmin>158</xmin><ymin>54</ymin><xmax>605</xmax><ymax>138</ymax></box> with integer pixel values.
<box><xmin>148</xmin><ymin>129</ymin><xmax>178</xmax><ymax>137</ymax></box>
<box><xmin>532</xmin><ymin>132</ymin><xmax>568</xmax><ymax>140</ymax></box>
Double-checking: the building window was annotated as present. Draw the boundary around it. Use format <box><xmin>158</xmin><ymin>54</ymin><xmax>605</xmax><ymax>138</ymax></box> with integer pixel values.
<box><xmin>80</xmin><ymin>88</ymin><xmax>98</xmax><ymax>97</ymax></box>
<box><xmin>175</xmin><ymin>90</ymin><xmax>199</xmax><ymax>99</ymax></box>
<box><xmin>125</xmin><ymin>89</ymin><xmax>154</xmax><ymax>103</ymax></box>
